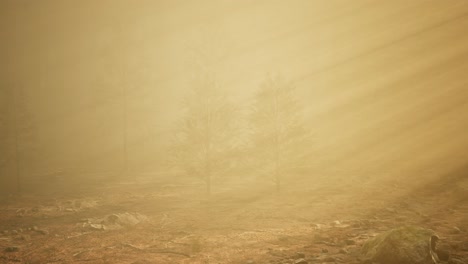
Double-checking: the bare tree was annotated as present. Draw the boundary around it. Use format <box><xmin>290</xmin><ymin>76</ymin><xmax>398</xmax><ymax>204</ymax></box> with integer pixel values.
<box><xmin>250</xmin><ymin>74</ymin><xmax>312</xmax><ymax>193</ymax></box>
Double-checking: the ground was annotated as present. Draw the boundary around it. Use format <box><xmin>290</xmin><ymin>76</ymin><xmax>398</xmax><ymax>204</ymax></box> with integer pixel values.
<box><xmin>0</xmin><ymin>174</ymin><xmax>467</xmax><ymax>264</ymax></box>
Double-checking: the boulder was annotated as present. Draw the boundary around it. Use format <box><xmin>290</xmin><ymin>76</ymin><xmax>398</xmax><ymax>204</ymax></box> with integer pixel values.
<box><xmin>361</xmin><ymin>226</ymin><xmax>441</xmax><ymax>264</ymax></box>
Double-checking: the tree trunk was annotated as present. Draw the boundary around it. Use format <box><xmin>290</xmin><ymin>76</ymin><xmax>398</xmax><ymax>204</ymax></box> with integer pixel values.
<box><xmin>11</xmin><ymin>89</ymin><xmax>21</xmax><ymax>194</ymax></box>
<box><xmin>274</xmin><ymin>86</ymin><xmax>280</xmax><ymax>194</ymax></box>
<box><xmin>206</xmin><ymin>174</ymin><xmax>211</xmax><ymax>196</ymax></box>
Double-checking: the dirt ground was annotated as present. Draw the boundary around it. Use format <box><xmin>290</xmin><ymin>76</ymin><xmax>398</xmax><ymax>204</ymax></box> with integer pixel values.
<box><xmin>0</xmin><ymin>174</ymin><xmax>467</xmax><ymax>264</ymax></box>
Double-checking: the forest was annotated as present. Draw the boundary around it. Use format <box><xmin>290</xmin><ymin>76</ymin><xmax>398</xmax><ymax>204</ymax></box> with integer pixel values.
<box><xmin>1</xmin><ymin>1</ymin><xmax>468</xmax><ymax>263</ymax></box>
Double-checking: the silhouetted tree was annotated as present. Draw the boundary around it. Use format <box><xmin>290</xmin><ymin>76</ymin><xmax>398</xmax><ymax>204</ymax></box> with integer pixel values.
<box><xmin>170</xmin><ymin>73</ymin><xmax>240</xmax><ymax>195</ymax></box>
<box><xmin>250</xmin><ymin>74</ymin><xmax>312</xmax><ymax>193</ymax></box>
<box><xmin>1</xmin><ymin>87</ymin><xmax>38</xmax><ymax>194</ymax></box>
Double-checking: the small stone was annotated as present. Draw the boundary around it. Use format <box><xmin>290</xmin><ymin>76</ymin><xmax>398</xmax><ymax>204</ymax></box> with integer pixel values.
<box><xmin>321</xmin><ymin>248</ymin><xmax>328</xmax><ymax>253</ymax></box>
<box><xmin>246</xmin><ymin>260</ymin><xmax>254</xmax><ymax>264</ymax></box>
<box><xmin>18</xmin><ymin>228</ymin><xmax>23</xmax><ymax>233</ymax></box>
<box><xmin>331</xmin><ymin>220</ymin><xmax>341</xmax><ymax>226</ymax></box>
<box><xmin>294</xmin><ymin>258</ymin><xmax>307</xmax><ymax>264</ymax></box>
<box><xmin>449</xmin><ymin>259</ymin><xmax>464</xmax><ymax>264</ymax></box>
<box><xmin>436</xmin><ymin>248</ymin><xmax>450</xmax><ymax>261</ymax></box>
<box><xmin>323</xmin><ymin>256</ymin><xmax>335</xmax><ymax>262</ymax></box>
<box><xmin>11</xmin><ymin>230</ymin><xmax>18</xmax><ymax>235</ymax></box>
<box><xmin>345</xmin><ymin>239</ymin><xmax>355</xmax><ymax>245</ymax></box>
<box><xmin>339</xmin><ymin>248</ymin><xmax>348</xmax><ymax>254</ymax></box>
<box><xmin>4</xmin><ymin>246</ymin><xmax>19</xmax><ymax>252</ymax></box>
<box><xmin>20</xmin><ymin>235</ymin><xmax>30</xmax><ymax>241</ymax></box>
<box><xmin>32</xmin><ymin>226</ymin><xmax>38</xmax><ymax>231</ymax></box>
<box><xmin>452</xmin><ymin>227</ymin><xmax>462</xmax><ymax>234</ymax></box>
<box><xmin>36</xmin><ymin>229</ymin><xmax>49</xmax><ymax>235</ymax></box>
<box><xmin>295</xmin><ymin>252</ymin><xmax>305</xmax><ymax>258</ymax></box>
<box><xmin>2</xmin><ymin>230</ymin><xmax>8</xmax><ymax>235</ymax></box>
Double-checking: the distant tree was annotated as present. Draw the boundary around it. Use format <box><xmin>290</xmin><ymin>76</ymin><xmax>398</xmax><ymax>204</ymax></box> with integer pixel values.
<box><xmin>168</xmin><ymin>29</ymin><xmax>242</xmax><ymax>195</ymax></box>
<box><xmin>1</xmin><ymin>87</ymin><xmax>38</xmax><ymax>194</ymax></box>
<box><xmin>250</xmin><ymin>74</ymin><xmax>312</xmax><ymax>193</ymax></box>
<box><xmin>0</xmin><ymin>88</ymin><xmax>9</xmax><ymax>177</ymax></box>
<box><xmin>169</xmin><ymin>73</ymin><xmax>240</xmax><ymax>195</ymax></box>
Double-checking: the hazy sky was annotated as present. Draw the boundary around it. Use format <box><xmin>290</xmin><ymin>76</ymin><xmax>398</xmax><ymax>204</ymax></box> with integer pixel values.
<box><xmin>1</xmin><ymin>0</ymin><xmax>468</xmax><ymax>177</ymax></box>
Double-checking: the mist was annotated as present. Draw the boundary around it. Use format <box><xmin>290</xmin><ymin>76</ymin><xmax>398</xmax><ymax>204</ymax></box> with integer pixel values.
<box><xmin>1</xmin><ymin>1</ymin><xmax>467</xmax><ymax>263</ymax></box>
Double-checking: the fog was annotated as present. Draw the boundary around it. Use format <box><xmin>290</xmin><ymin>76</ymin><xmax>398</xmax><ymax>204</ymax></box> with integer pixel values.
<box><xmin>1</xmin><ymin>1</ymin><xmax>467</xmax><ymax>263</ymax></box>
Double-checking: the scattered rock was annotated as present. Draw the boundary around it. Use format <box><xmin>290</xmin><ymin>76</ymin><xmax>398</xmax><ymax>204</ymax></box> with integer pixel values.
<box><xmin>35</xmin><ymin>229</ymin><xmax>49</xmax><ymax>235</ymax></box>
<box><xmin>83</xmin><ymin>212</ymin><xmax>148</xmax><ymax>231</ymax></box>
<box><xmin>331</xmin><ymin>220</ymin><xmax>341</xmax><ymax>227</ymax></box>
<box><xmin>452</xmin><ymin>227</ymin><xmax>461</xmax><ymax>234</ymax></box>
<box><xmin>435</xmin><ymin>248</ymin><xmax>449</xmax><ymax>261</ymax></box>
<box><xmin>20</xmin><ymin>235</ymin><xmax>30</xmax><ymax>241</ymax></box>
<box><xmin>294</xmin><ymin>258</ymin><xmax>307</xmax><ymax>264</ymax></box>
<box><xmin>4</xmin><ymin>246</ymin><xmax>19</xmax><ymax>252</ymax></box>
<box><xmin>310</xmin><ymin>223</ymin><xmax>323</xmax><ymax>230</ymax></box>
<box><xmin>294</xmin><ymin>252</ymin><xmax>305</xmax><ymax>259</ymax></box>
<box><xmin>433</xmin><ymin>241</ymin><xmax>452</xmax><ymax>262</ymax></box>
<box><xmin>361</xmin><ymin>226</ymin><xmax>440</xmax><ymax>264</ymax></box>
<box><xmin>448</xmin><ymin>258</ymin><xmax>464</xmax><ymax>264</ymax></box>
<box><xmin>339</xmin><ymin>248</ymin><xmax>348</xmax><ymax>254</ymax></box>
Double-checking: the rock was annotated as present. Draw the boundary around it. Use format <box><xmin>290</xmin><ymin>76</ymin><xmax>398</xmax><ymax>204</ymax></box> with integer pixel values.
<box><xmin>294</xmin><ymin>258</ymin><xmax>307</xmax><ymax>264</ymax></box>
<box><xmin>295</xmin><ymin>252</ymin><xmax>305</xmax><ymax>259</ymax></box>
<box><xmin>345</xmin><ymin>239</ymin><xmax>355</xmax><ymax>245</ymax></box>
<box><xmin>20</xmin><ymin>235</ymin><xmax>30</xmax><ymax>241</ymax></box>
<box><xmin>18</xmin><ymin>228</ymin><xmax>23</xmax><ymax>233</ymax></box>
<box><xmin>36</xmin><ymin>229</ymin><xmax>49</xmax><ymax>235</ymax></box>
<box><xmin>323</xmin><ymin>256</ymin><xmax>335</xmax><ymax>262</ymax></box>
<box><xmin>448</xmin><ymin>258</ymin><xmax>464</xmax><ymax>264</ymax></box>
<box><xmin>4</xmin><ymin>246</ymin><xmax>19</xmax><ymax>252</ymax></box>
<box><xmin>246</xmin><ymin>260</ymin><xmax>254</xmax><ymax>264</ymax></box>
<box><xmin>321</xmin><ymin>248</ymin><xmax>328</xmax><ymax>253</ymax></box>
<box><xmin>2</xmin><ymin>230</ymin><xmax>8</xmax><ymax>235</ymax></box>
<box><xmin>32</xmin><ymin>226</ymin><xmax>38</xmax><ymax>231</ymax></box>
<box><xmin>361</xmin><ymin>226</ymin><xmax>440</xmax><ymax>264</ymax></box>
<box><xmin>331</xmin><ymin>220</ymin><xmax>341</xmax><ymax>226</ymax></box>
<box><xmin>310</xmin><ymin>223</ymin><xmax>322</xmax><ymax>230</ymax></box>
<box><xmin>339</xmin><ymin>248</ymin><xmax>348</xmax><ymax>254</ymax></box>
<box><xmin>452</xmin><ymin>227</ymin><xmax>461</xmax><ymax>234</ymax></box>
<box><xmin>435</xmin><ymin>248</ymin><xmax>449</xmax><ymax>261</ymax></box>
<box><xmin>84</xmin><ymin>212</ymin><xmax>148</xmax><ymax>231</ymax></box>
<box><xmin>434</xmin><ymin>241</ymin><xmax>451</xmax><ymax>261</ymax></box>
<box><xmin>107</xmin><ymin>214</ymin><xmax>120</xmax><ymax>224</ymax></box>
